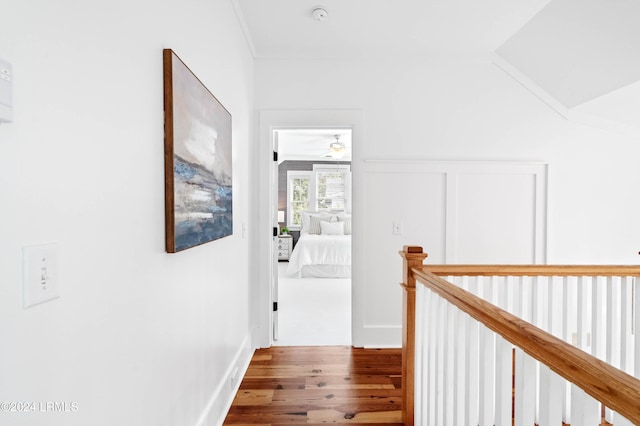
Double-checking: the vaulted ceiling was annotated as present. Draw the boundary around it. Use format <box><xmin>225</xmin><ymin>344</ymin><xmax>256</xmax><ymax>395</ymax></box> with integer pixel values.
<box><xmin>234</xmin><ymin>0</ymin><xmax>640</xmax><ymax>134</ymax></box>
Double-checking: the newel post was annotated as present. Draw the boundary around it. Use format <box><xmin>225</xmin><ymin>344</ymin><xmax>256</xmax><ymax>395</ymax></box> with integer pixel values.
<box><xmin>399</xmin><ymin>246</ymin><xmax>427</xmax><ymax>426</ymax></box>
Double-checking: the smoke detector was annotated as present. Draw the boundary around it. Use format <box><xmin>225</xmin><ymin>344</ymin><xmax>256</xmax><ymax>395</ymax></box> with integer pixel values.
<box><xmin>312</xmin><ymin>7</ymin><xmax>328</xmax><ymax>21</ymax></box>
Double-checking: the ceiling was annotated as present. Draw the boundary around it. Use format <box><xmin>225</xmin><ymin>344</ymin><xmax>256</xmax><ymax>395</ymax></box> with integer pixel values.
<box><xmin>277</xmin><ymin>128</ymin><xmax>352</xmax><ymax>162</ymax></box>
<box><xmin>234</xmin><ymin>0</ymin><xmax>640</xmax><ymax>135</ymax></box>
<box><xmin>234</xmin><ymin>0</ymin><xmax>553</xmax><ymax>58</ymax></box>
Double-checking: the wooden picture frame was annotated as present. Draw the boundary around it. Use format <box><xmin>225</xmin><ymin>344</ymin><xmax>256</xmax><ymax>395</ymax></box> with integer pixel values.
<box><xmin>163</xmin><ymin>49</ymin><xmax>233</xmax><ymax>253</ymax></box>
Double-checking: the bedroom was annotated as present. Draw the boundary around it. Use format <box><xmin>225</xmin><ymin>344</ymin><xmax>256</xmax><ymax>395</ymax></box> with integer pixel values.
<box><xmin>274</xmin><ymin>128</ymin><xmax>352</xmax><ymax>346</ymax></box>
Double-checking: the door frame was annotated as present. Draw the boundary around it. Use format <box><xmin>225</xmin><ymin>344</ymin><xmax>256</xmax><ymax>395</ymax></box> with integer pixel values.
<box><xmin>253</xmin><ymin>109</ymin><xmax>364</xmax><ymax>348</ymax></box>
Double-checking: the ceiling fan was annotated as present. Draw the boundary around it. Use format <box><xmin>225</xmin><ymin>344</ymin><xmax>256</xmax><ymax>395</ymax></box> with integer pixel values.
<box><xmin>324</xmin><ymin>135</ymin><xmax>346</xmax><ymax>159</ymax></box>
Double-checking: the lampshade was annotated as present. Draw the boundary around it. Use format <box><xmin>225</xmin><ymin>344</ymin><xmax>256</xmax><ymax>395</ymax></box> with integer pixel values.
<box><xmin>277</xmin><ymin>211</ymin><xmax>285</xmax><ymax>222</ymax></box>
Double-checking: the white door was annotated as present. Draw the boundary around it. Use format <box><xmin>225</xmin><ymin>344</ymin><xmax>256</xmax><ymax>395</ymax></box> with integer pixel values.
<box><xmin>271</xmin><ymin>130</ymin><xmax>280</xmax><ymax>342</ymax></box>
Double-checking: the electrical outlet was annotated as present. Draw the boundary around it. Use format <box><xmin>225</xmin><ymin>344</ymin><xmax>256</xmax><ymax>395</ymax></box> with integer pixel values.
<box><xmin>23</xmin><ymin>243</ymin><xmax>59</xmax><ymax>308</ymax></box>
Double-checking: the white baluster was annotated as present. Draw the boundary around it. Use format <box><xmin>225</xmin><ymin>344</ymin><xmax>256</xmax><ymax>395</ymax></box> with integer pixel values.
<box><xmin>560</xmin><ymin>277</ymin><xmax>576</xmax><ymax>424</ymax></box>
<box><xmin>563</xmin><ymin>277</ymin><xmax>582</xmax><ymax>346</ymax></box>
<box><xmin>607</xmin><ymin>276</ymin><xmax>618</xmax><ymax>367</ymax></box>
<box><xmin>427</xmin><ymin>287</ymin><xmax>438</xmax><ymax>425</ymax></box>
<box><xmin>467</xmin><ymin>317</ymin><xmax>479</xmax><ymax>426</ymax></box>
<box><xmin>505</xmin><ymin>275</ymin><xmax>515</xmax><ymax>316</ymax></box>
<box><xmin>444</xmin><ymin>303</ymin><xmax>455</xmax><ymax>426</ymax></box>
<box><xmin>453</xmin><ymin>309</ymin><xmax>467</xmax><ymax>426</ymax></box>
<box><xmin>513</xmin><ymin>276</ymin><xmax>523</xmax><ymax>318</ymax></box>
<box><xmin>538</xmin><ymin>364</ymin><xmax>562</xmax><ymax>426</ymax></box>
<box><xmin>514</xmin><ymin>348</ymin><xmax>536</xmax><ymax>425</ymax></box>
<box><xmin>569</xmin><ymin>385</ymin><xmax>599</xmax><ymax>426</ymax></box>
<box><xmin>435</xmin><ymin>293</ymin><xmax>445</xmax><ymax>425</ymax></box>
<box><xmin>576</xmin><ymin>276</ymin><xmax>586</xmax><ymax>349</ymax></box>
<box><xmin>521</xmin><ymin>276</ymin><xmax>533</xmax><ymax>323</ymax></box>
<box><xmin>620</xmin><ymin>276</ymin><xmax>632</xmax><ymax>373</ymax></box>
<box><xmin>478</xmin><ymin>327</ymin><xmax>495</xmax><ymax>425</ymax></box>
<box><xmin>415</xmin><ymin>285</ymin><xmax>425</xmax><ymax>426</ymax></box>
<box><xmin>460</xmin><ymin>275</ymin><xmax>469</xmax><ymax>292</ymax></box>
<box><xmin>494</xmin><ymin>335</ymin><xmax>511</xmax><ymax>426</ymax></box>
<box><xmin>549</xmin><ymin>276</ymin><xmax>562</xmax><ymax>338</ymax></box>
<box><xmin>613</xmin><ymin>414</ymin><xmax>634</xmax><ymax>426</ymax></box>
<box><xmin>592</xmin><ymin>276</ymin><xmax>604</xmax><ymax>359</ymax></box>
<box><xmin>532</xmin><ymin>275</ymin><xmax>541</xmax><ymax>328</ymax></box>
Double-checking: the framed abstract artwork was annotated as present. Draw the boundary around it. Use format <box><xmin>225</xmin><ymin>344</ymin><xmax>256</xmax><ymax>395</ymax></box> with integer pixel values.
<box><xmin>163</xmin><ymin>49</ymin><xmax>233</xmax><ymax>252</ymax></box>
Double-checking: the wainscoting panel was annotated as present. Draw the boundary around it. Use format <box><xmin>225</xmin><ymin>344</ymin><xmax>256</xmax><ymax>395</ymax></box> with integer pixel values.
<box><xmin>446</xmin><ymin>163</ymin><xmax>547</xmax><ymax>264</ymax></box>
<box><xmin>353</xmin><ymin>160</ymin><xmax>547</xmax><ymax>347</ymax></box>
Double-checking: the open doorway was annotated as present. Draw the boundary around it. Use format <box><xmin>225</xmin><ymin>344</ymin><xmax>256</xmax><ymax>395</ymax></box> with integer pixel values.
<box><xmin>273</xmin><ymin>128</ymin><xmax>352</xmax><ymax>346</ymax></box>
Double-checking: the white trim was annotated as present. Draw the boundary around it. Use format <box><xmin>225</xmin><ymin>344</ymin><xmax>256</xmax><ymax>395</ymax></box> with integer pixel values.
<box><xmin>492</xmin><ymin>53</ymin><xmax>569</xmax><ymax>119</ymax></box>
<box><xmin>196</xmin><ymin>334</ymin><xmax>254</xmax><ymax>426</ymax></box>
<box><xmin>492</xmin><ymin>53</ymin><xmax>640</xmax><ymax>139</ymax></box>
<box><xmin>358</xmin><ymin>325</ymin><xmax>403</xmax><ymax>348</ymax></box>
<box><xmin>256</xmin><ymin>109</ymin><xmax>365</xmax><ymax>348</ymax></box>
<box><xmin>229</xmin><ymin>0</ymin><xmax>257</xmax><ymax>58</ymax></box>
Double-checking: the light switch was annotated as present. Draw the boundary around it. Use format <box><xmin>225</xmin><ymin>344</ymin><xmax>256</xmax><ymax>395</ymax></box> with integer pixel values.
<box><xmin>23</xmin><ymin>243</ymin><xmax>59</xmax><ymax>308</ymax></box>
<box><xmin>0</xmin><ymin>57</ymin><xmax>12</xmax><ymax>123</ymax></box>
<box><xmin>393</xmin><ymin>221</ymin><xmax>403</xmax><ymax>235</ymax></box>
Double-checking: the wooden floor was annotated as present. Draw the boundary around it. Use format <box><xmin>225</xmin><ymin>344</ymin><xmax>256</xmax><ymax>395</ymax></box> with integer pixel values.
<box><xmin>223</xmin><ymin>346</ymin><xmax>403</xmax><ymax>425</ymax></box>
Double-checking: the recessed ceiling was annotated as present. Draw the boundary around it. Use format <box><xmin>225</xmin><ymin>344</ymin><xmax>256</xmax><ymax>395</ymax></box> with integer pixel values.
<box><xmin>234</xmin><ymin>0</ymin><xmax>553</xmax><ymax>58</ymax></box>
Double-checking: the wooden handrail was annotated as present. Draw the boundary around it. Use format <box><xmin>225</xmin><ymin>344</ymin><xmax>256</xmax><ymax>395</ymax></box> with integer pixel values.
<box><xmin>411</xmin><ymin>266</ymin><xmax>640</xmax><ymax>424</ymax></box>
<box><xmin>421</xmin><ymin>264</ymin><xmax>640</xmax><ymax>277</ymax></box>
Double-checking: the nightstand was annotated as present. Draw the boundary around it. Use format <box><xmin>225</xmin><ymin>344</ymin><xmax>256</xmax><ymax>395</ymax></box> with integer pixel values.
<box><xmin>277</xmin><ymin>235</ymin><xmax>293</xmax><ymax>261</ymax></box>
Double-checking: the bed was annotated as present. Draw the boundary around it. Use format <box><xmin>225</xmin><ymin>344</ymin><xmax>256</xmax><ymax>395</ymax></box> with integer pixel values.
<box><xmin>286</xmin><ymin>212</ymin><xmax>352</xmax><ymax>278</ymax></box>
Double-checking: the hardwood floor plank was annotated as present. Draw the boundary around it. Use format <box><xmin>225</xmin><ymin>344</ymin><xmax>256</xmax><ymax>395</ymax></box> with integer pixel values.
<box><xmin>223</xmin><ymin>346</ymin><xmax>402</xmax><ymax>425</ymax></box>
<box><xmin>307</xmin><ymin>408</ymin><xmax>402</xmax><ymax>423</ymax></box>
<box><xmin>239</xmin><ymin>377</ymin><xmax>306</xmax><ymax>390</ymax></box>
<box><xmin>244</xmin><ymin>365</ymin><xmax>351</xmax><ymax>378</ymax></box>
<box><xmin>305</xmin><ymin>375</ymin><xmax>396</xmax><ymax>390</ymax></box>
<box><xmin>233</xmin><ymin>390</ymin><xmax>275</xmax><ymax>406</ymax></box>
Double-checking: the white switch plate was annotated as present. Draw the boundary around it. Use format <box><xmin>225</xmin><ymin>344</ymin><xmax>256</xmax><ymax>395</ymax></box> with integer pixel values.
<box><xmin>393</xmin><ymin>221</ymin><xmax>403</xmax><ymax>235</ymax></box>
<box><xmin>23</xmin><ymin>243</ymin><xmax>59</xmax><ymax>308</ymax></box>
<box><xmin>0</xmin><ymin>57</ymin><xmax>13</xmax><ymax>123</ymax></box>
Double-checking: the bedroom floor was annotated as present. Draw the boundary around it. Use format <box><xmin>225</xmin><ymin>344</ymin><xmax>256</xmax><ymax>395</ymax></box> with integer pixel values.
<box><xmin>274</xmin><ymin>262</ymin><xmax>351</xmax><ymax>346</ymax></box>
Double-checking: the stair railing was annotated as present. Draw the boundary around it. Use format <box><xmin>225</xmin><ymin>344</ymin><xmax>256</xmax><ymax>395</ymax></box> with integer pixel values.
<box><xmin>400</xmin><ymin>246</ymin><xmax>640</xmax><ymax>426</ymax></box>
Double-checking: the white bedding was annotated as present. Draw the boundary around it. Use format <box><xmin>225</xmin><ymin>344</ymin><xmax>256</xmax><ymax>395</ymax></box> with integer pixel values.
<box><xmin>286</xmin><ymin>234</ymin><xmax>351</xmax><ymax>278</ymax></box>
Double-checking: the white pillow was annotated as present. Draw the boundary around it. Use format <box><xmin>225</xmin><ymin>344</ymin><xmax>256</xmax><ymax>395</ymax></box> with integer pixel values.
<box><xmin>320</xmin><ymin>220</ymin><xmax>345</xmax><ymax>235</ymax></box>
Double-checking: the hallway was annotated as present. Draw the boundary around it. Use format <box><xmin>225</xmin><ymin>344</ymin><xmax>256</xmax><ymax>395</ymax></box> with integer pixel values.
<box><xmin>223</xmin><ymin>346</ymin><xmax>402</xmax><ymax>425</ymax></box>
<box><xmin>274</xmin><ymin>262</ymin><xmax>351</xmax><ymax>346</ymax></box>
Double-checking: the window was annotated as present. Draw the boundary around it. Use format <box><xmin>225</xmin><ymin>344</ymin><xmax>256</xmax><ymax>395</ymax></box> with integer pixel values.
<box><xmin>286</xmin><ymin>165</ymin><xmax>351</xmax><ymax>229</ymax></box>
<box><xmin>314</xmin><ymin>165</ymin><xmax>350</xmax><ymax>211</ymax></box>
<box><xmin>287</xmin><ymin>172</ymin><xmax>311</xmax><ymax>228</ymax></box>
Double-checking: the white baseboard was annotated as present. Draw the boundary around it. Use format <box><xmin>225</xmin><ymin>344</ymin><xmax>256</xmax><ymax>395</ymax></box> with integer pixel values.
<box><xmin>353</xmin><ymin>325</ymin><xmax>402</xmax><ymax>348</ymax></box>
<box><xmin>196</xmin><ymin>334</ymin><xmax>254</xmax><ymax>426</ymax></box>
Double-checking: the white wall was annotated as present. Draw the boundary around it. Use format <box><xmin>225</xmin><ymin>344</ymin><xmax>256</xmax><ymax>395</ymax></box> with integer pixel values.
<box><xmin>255</xmin><ymin>56</ymin><xmax>640</xmax><ymax>347</ymax></box>
<box><xmin>0</xmin><ymin>1</ymin><xmax>254</xmax><ymax>425</ymax></box>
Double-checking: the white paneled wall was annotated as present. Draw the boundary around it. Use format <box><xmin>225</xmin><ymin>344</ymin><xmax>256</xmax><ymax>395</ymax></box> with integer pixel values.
<box><xmin>359</xmin><ymin>161</ymin><xmax>546</xmax><ymax>346</ymax></box>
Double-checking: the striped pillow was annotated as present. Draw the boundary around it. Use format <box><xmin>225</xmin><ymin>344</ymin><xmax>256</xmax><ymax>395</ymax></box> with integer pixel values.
<box><xmin>338</xmin><ymin>216</ymin><xmax>352</xmax><ymax>235</ymax></box>
<box><xmin>301</xmin><ymin>212</ymin><xmax>333</xmax><ymax>234</ymax></box>
<box><xmin>308</xmin><ymin>215</ymin><xmax>332</xmax><ymax>234</ymax></box>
